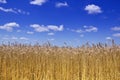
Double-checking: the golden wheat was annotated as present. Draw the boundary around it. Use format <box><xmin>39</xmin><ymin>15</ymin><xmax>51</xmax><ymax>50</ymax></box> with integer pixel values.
<box><xmin>0</xmin><ymin>43</ymin><xmax>120</xmax><ymax>80</ymax></box>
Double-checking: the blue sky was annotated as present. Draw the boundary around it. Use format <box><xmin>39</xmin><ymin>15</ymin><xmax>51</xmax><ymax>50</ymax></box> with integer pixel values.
<box><xmin>0</xmin><ymin>0</ymin><xmax>120</xmax><ymax>46</ymax></box>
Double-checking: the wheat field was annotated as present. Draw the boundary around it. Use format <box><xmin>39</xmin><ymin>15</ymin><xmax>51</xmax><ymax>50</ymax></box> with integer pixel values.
<box><xmin>0</xmin><ymin>42</ymin><xmax>120</xmax><ymax>80</ymax></box>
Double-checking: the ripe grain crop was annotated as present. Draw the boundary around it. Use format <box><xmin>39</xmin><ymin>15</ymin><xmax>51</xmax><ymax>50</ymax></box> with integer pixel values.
<box><xmin>0</xmin><ymin>42</ymin><xmax>120</xmax><ymax>80</ymax></box>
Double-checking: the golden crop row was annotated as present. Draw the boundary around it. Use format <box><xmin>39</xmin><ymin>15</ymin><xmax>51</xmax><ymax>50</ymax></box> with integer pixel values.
<box><xmin>0</xmin><ymin>43</ymin><xmax>120</xmax><ymax>80</ymax></box>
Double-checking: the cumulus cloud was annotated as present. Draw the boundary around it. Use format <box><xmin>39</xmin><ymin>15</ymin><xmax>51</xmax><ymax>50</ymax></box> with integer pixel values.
<box><xmin>30</xmin><ymin>0</ymin><xmax>47</xmax><ymax>6</ymax></box>
<box><xmin>48</xmin><ymin>25</ymin><xmax>64</xmax><ymax>31</ymax></box>
<box><xmin>56</xmin><ymin>2</ymin><xmax>68</xmax><ymax>8</ymax></box>
<box><xmin>113</xmin><ymin>33</ymin><xmax>120</xmax><ymax>37</ymax></box>
<box><xmin>48</xmin><ymin>32</ymin><xmax>54</xmax><ymax>35</ymax></box>
<box><xmin>30</xmin><ymin>24</ymin><xmax>49</xmax><ymax>32</ymax></box>
<box><xmin>0</xmin><ymin>22</ymin><xmax>19</xmax><ymax>31</ymax></box>
<box><xmin>85</xmin><ymin>4</ymin><xmax>102</xmax><ymax>14</ymax></box>
<box><xmin>0</xmin><ymin>0</ymin><xmax>7</xmax><ymax>4</ymax></box>
<box><xmin>111</xmin><ymin>26</ymin><xmax>120</xmax><ymax>31</ymax></box>
<box><xmin>0</xmin><ymin>7</ymin><xmax>29</xmax><ymax>15</ymax></box>
<box><xmin>30</xmin><ymin>24</ymin><xmax>64</xmax><ymax>32</ymax></box>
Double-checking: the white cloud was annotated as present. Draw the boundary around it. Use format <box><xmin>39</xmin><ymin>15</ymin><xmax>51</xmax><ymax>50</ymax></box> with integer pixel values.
<box><xmin>27</xmin><ymin>31</ymin><xmax>34</xmax><ymax>34</ymax></box>
<box><xmin>56</xmin><ymin>2</ymin><xmax>68</xmax><ymax>8</ymax></box>
<box><xmin>0</xmin><ymin>0</ymin><xmax>7</xmax><ymax>4</ymax></box>
<box><xmin>16</xmin><ymin>9</ymin><xmax>30</xmax><ymax>15</ymax></box>
<box><xmin>20</xmin><ymin>37</ymin><xmax>29</xmax><ymax>40</ymax></box>
<box><xmin>75</xmin><ymin>29</ymin><xmax>84</xmax><ymax>33</ymax></box>
<box><xmin>0</xmin><ymin>22</ymin><xmax>19</xmax><ymax>31</ymax></box>
<box><xmin>106</xmin><ymin>37</ymin><xmax>112</xmax><ymax>40</ymax></box>
<box><xmin>30</xmin><ymin>24</ymin><xmax>49</xmax><ymax>32</ymax></box>
<box><xmin>111</xmin><ymin>26</ymin><xmax>120</xmax><ymax>31</ymax></box>
<box><xmin>113</xmin><ymin>33</ymin><xmax>120</xmax><ymax>37</ymax></box>
<box><xmin>0</xmin><ymin>7</ymin><xmax>30</xmax><ymax>15</ymax></box>
<box><xmin>2</xmin><ymin>36</ymin><xmax>29</xmax><ymax>41</ymax></box>
<box><xmin>71</xmin><ymin>29</ymin><xmax>84</xmax><ymax>33</ymax></box>
<box><xmin>48</xmin><ymin>32</ymin><xmax>54</xmax><ymax>35</ymax></box>
<box><xmin>48</xmin><ymin>25</ymin><xmax>64</xmax><ymax>31</ymax></box>
<box><xmin>84</xmin><ymin>26</ymin><xmax>98</xmax><ymax>32</ymax></box>
<box><xmin>11</xmin><ymin>36</ymin><xmax>18</xmax><ymax>40</ymax></box>
<box><xmin>0</xmin><ymin>7</ymin><xmax>17</xmax><ymax>13</ymax></box>
<box><xmin>30</xmin><ymin>24</ymin><xmax>64</xmax><ymax>32</ymax></box>
<box><xmin>85</xmin><ymin>4</ymin><xmax>102</xmax><ymax>14</ymax></box>
<box><xmin>72</xmin><ymin>25</ymin><xmax>98</xmax><ymax>33</ymax></box>
<box><xmin>30</xmin><ymin>0</ymin><xmax>47</xmax><ymax>6</ymax></box>
<box><xmin>48</xmin><ymin>38</ymin><xmax>55</xmax><ymax>41</ymax></box>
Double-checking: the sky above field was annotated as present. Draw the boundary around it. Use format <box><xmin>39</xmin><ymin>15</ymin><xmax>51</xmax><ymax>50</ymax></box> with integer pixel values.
<box><xmin>0</xmin><ymin>0</ymin><xmax>120</xmax><ymax>46</ymax></box>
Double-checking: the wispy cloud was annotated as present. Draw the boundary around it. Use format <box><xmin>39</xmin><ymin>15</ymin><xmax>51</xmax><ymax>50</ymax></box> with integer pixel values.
<box><xmin>80</xmin><ymin>34</ymin><xmax>84</xmax><ymax>37</ymax></box>
<box><xmin>0</xmin><ymin>0</ymin><xmax>7</xmax><ymax>4</ymax></box>
<box><xmin>106</xmin><ymin>37</ymin><xmax>112</xmax><ymax>40</ymax></box>
<box><xmin>111</xmin><ymin>26</ymin><xmax>120</xmax><ymax>31</ymax></box>
<box><xmin>72</xmin><ymin>29</ymin><xmax>84</xmax><ymax>33</ymax></box>
<box><xmin>11</xmin><ymin>36</ymin><xmax>18</xmax><ymax>40</ymax></box>
<box><xmin>55</xmin><ymin>2</ymin><xmax>68</xmax><ymax>8</ymax></box>
<box><xmin>48</xmin><ymin>38</ymin><xmax>55</xmax><ymax>41</ymax></box>
<box><xmin>0</xmin><ymin>7</ymin><xmax>17</xmax><ymax>13</ymax></box>
<box><xmin>2</xmin><ymin>36</ymin><xmax>29</xmax><ymax>40</ymax></box>
<box><xmin>71</xmin><ymin>25</ymin><xmax>98</xmax><ymax>33</ymax></box>
<box><xmin>17</xmin><ymin>30</ymin><xmax>21</xmax><ymax>32</ymax></box>
<box><xmin>20</xmin><ymin>37</ymin><xmax>29</xmax><ymax>40</ymax></box>
<box><xmin>30</xmin><ymin>0</ymin><xmax>47</xmax><ymax>6</ymax></box>
<box><xmin>84</xmin><ymin>26</ymin><xmax>98</xmax><ymax>32</ymax></box>
<box><xmin>0</xmin><ymin>7</ymin><xmax>30</xmax><ymax>15</ymax></box>
<box><xmin>48</xmin><ymin>32</ymin><xmax>54</xmax><ymax>36</ymax></box>
<box><xmin>30</xmin><ymin>24</ymin><xmax>64</xmax><ymax>32</ymax></box>
<box><xmin>85</xmin><ymin>4</ymin><xmax>102</xmax><ymax>14</ymax></box>
<box><xmin>113</xmin><ymin>33</ymin><xmax>120</xmax><ymax>37</ymax></box>
<box><xmin>0</xmin><ymin>22</ymin><xmax>19</xmax><ymax>31</ymax></box>
<box><xmin>16</xmin><ymin>9</ymin><xmax>30</xmax><ymax>15</ymax></box>
<box><xmin>27</xmin><ymin>31</ymin><xmax>34</xmax><ymax>34</ymax></box>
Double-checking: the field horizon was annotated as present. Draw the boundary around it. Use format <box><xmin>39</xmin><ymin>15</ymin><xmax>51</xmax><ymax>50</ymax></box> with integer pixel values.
<box><xmin>0</xmin><ymin>42</ymin><xmax>120</xmax><ymax>80</ymax></box>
